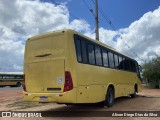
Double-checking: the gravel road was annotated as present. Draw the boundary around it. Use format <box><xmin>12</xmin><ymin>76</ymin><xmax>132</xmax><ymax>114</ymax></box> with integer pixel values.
<box><xmin>0</xmin><ymin>87</ymin><xmax>160</xmax><ymax>120</ymax></box>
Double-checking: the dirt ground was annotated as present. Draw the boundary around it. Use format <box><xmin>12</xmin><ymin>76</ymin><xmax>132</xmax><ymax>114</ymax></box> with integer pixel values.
<box><xmin>0</xmin><ymin>87</ymin><xmax>160</xmax><ymax>120</ymax></box>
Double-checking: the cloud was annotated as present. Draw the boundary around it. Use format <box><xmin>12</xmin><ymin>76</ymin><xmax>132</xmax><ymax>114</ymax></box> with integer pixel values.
<box><xmin>82</xmin><ymin>6</ymin><xmax>160</xmax><ymax>64</ymax></box>
<box><xmin>0</xmin><ymin>0</ymin><xmax>92</xmax><ymax>72</ymax></box>
<box><xmin>115</xmin><ymin>7</ymin><xmax>160</xmax><ymax>63</ymax></box>
<box><xmin>69</xmin><ymin>19</ymin><xmax>91</xmax><ymax>32</ymax></box>
<box><xmin>0</xmin><ymin>0</ymin><xmax>160</xmax><ymax>72</ymax></box>
<box><xmin>0</xmin><ymin>0</ymin><xmax>69</xmax><ymax>72</ymax></box>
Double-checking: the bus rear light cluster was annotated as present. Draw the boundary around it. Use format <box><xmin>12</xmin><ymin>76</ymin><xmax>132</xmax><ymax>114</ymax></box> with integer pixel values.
<box><xmin>63</xmin><ymin>71</ymin><xmax>73</xmax><ymax>92</ymax></box>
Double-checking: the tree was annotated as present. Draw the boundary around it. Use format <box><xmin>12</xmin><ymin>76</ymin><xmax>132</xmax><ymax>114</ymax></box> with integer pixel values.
<box><xmin>142</xmin><ymin>56</ymin><xmax>160</xmax><ymax>83</ymax></box>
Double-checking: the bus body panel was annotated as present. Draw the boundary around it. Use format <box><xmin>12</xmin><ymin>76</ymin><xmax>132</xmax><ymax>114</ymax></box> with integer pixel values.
<box><xmin>23</xmin><ymin>30</ymin><xmax>77</xmax><ymax>103</ymax></box>
<box><xmin>23</xmin><ymin>88</ymin><xmax>77</xmax><ymax>103</ymax></box>
<box><xmin>76</xmin><ymin>63</ymin><xmax>140</xmax><ymax>103</ymax></box>
<box><xmin>0</xmin><ymin>82</ymin><xmax>18</xmax><ymax>86</ymax></box>
<box><xmin>0</xmin><ymin>74</ymin><xmax>23</xmax><ymax>87</ymax></box>
<box><xmin>25</xmin><ymin>60</ymin><xmax>65</xmax><ymax>93</ymax></box>
<box><xmin>23</xmin><ymin>29</ymin><xmax>141</xmax><ymax>104</ymax></box>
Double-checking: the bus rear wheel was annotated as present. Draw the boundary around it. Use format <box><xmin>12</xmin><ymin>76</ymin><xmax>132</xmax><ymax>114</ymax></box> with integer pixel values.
<box><xmin>130</xmin><ymin>85</ymin><xmax>137</xmax><ymax>98</ymax></box>
<box><xmin>104</xmin><ymin>87</ymin><xmax>114</xmax><ymax>107</ymax></box>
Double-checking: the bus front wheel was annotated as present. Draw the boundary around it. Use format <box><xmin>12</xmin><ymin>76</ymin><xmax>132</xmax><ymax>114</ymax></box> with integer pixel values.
<box><xmin>104</xmin><ymin>87</ymin><xmax>114</xmax><ymax>107</ymax></box>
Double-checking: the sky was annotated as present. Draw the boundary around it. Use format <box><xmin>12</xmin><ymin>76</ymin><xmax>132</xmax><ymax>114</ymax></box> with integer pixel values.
<box><xmin>0</xmin><ymin>0</ymin><xmax>160</xmax><ymax>72</ymax></box>
<box><xmin>66</xmin><ymin>0</ymin><xmax>160</xmax><ymax>29</ymax></box>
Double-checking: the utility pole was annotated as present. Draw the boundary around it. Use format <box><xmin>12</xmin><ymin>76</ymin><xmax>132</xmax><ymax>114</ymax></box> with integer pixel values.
<box><xmin>95</xmin><ymin>0</ymin><xmax>99</xmax><ymax>41</ymax></box>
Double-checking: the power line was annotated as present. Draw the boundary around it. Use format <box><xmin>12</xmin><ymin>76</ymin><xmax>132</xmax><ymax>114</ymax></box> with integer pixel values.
<box><xmin>82</xmin><ymin>0</ymin><xmax>105</xmax><ymax>35</ymax></box>
<box><xmin>119</xmin><ymin>36</ymin><xmax>145</xmax><ymax>62</ymax></box>
<box><xmin>90</xmin><ymin>0</ymin><xmax>145</xmax><ymax>62</ymax></box>
<box><xmin>92</xmin><ymin>0</ymin><xmax>144</xmax><ymax>61</ymax></box>
<box><xmin>82</xmin><ymin>0</ymin><xmax>95</xmax><ymax>17</ymax></box>
<box><xmin>91</xmin><ymin>0</ymin><xmax>116</xmax><ymax>30</ymax></box>
<box><xmin>51</xmin><ymin>0</ymin><xmax>144</xmax><ymax>62</ymax></box>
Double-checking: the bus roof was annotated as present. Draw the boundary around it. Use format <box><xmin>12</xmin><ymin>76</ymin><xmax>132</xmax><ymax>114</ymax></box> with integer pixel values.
<box><xmin>28</xmin><ymin>29</ymin><xmax>136</xmax><ymax>61</ymax></box>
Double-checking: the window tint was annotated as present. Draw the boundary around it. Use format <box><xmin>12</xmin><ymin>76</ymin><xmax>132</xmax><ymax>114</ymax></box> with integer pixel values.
<box><xmin>123</xmin><ymin>58</ymin><xmax>128</xmax><ymax>70</ymax></box>
<box><xmin>102</xmin><ymin>50</ymin><xmax>109</xmax><ymax>67</ymax></box>
<box><xmin>133</xmin><ymin>62</ymin><xmax>136</xmax><ymax>72</ymax></box>
<box><xmin>95</xmin><ymin>47</ymin><xmax>102</xmax><ymax>66</ymax></box>
<box><xmin>74</xmin><ymin>35</ymin><xmax>138</xmax><ymax>72</ymax></box>
<box><xmin>75</xmin><ymin>39</ymin><xmax>82</xmax><ymax>62</ymax></box>
<box><xmin>108</xmin><ymin>52</ymin><xmax>114</xmax><ymax>68</ymax></box>
<box><xmin>128</xmin><ymin>60</ymin><xmax>132</xmax><ymax>71</ymax></box>
<box><xmin>87</xmin><ymin>44</ymin><xmax>95</xmax><ymax>64</ymax></box>
<box><xmin>122</xmin><ymin>58</ymin><xmax>126</xmax><ymax>70</ymax></box>
<box><xmin>136</xmin><ymin>63</ymin><xmax>140</xmax><ymax>75</ymax></box>
<box><xmin>114</xmin><ymin>54</ymin><xmax>119</xmax><ymax>68</ymax></box>
<box><xmin>81</xmin><ymin>40</ymin><xmax>88</xmax><ymax>63</ymax></box>
<box><xmin>123</xmin><ymin>59</ymin><xmax>131</xmax><ymax>71</ymax></box>
<box><xmin>130</xmin><ymin>61</ymin><xmax>136</xmax><ymax>72</ymax></box>
<box><xmin>118</xmin><ymin>56</ymin><xmax>123</xmax><ymax>69</ymax></box>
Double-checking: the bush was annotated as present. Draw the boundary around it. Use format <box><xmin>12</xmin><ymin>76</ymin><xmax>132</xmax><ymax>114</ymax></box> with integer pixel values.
<box><xmin>142</xmin><ymin>56</ymin><xmax>160</xmax><ymax>88</ymax></box>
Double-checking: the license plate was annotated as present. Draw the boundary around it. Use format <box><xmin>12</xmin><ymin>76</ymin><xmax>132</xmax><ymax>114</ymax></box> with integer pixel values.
<box><xmin>40</xmin><ymin>96</ymin><xmax>48</xmax><ymax>102</ymax></box>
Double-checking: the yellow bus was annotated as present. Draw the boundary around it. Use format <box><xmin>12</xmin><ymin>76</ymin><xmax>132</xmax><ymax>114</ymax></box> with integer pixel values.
<box><xmin>23</xmin><ymin>29</ymin><xmax>141</xmax><ymax>107</ymax></box>
<box><xmin>0</xmin><ymin>73</ymin><xmax>23</xmax><ymax>87</ymax></box>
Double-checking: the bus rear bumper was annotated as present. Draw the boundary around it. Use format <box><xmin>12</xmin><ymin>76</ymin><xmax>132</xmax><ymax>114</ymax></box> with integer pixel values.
<box><xmin>22</xmin><ymin>89</ymin><xmax>76</xmax><ymax>103</ymax></box>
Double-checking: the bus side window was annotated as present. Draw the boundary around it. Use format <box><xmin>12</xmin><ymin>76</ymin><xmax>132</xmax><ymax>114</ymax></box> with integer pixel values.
<box><xmin>108</xmin><ymin>52</ymin><xmax>114</xmax><ymax>68</ymax></box>
<box><xmin>127</xmin><ymin>59</ymin><xmax>131</xmax><ymax>71</ymax></box>
<box><xmin>132</xmin><ymin>62</ymin><xmax>136</xmax><ymax>72</ymax></box>
<box><xmin>123</xmin><ymin>58</ymin><xmax>128</xmax><ymax>70</ymax></box>
<box><xmin>118</xmin><ymin>56</ymin><xmax>123</xmax><ymax>69</ymax></box>
<box><xmin>114</xmin><ymin>54</ymin><xmax>119</xmax><ymax>69</ymax></box>
<box><xmin>136</xmin><ymin>63</ymin><xmax>141</xmax><ymax>79</ymax></box>
<box><xmin>81</xmin><ymin>40</ymin><xmax>88</xmax><ymax>63</ymax></box>
<box><xmin>121</xmin><ymin>58</ymin><xmax>126</xmax><ymax>70</ymax></box>
<box><xmin>130</xmin><ymin>61</ymin><xmax>135</xmax><ymax>72</ymax></box>
<box><xmin>87</xmin><ymin>44</ymin><xmax>95</xmax><ymax>65</ymax></box>
<box><xmin>74</xmin><ymin>38</ymin><xmax>82</xmax><ymax>62</ymax></box>
<box><xmin>95</xmin><ymin>46</ymin><xmax>102</xmax><ymax>66</ymax></box>
<box><xmin>102</xmin><ymin>49</ymin><xmax>109</xmax><ymax>67</ymax></box>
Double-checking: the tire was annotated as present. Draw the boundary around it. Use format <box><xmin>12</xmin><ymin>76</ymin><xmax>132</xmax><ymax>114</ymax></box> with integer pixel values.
<box><xmin>104</xmin><ymin>87</ymin><xmax>114</xmax><ymax>107</ymax></box>
<box><xmin>130</xmin><ymin>86</ymin><xmax>136</xmax><ymax>98</ymax></box>
<box><xmin>16</xmin><ymin>82</ymin><xmax>21</xmax><ymax>87</ymax></box>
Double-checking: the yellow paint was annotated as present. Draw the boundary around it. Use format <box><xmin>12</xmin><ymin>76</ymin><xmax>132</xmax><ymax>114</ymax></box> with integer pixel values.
<box><xmin>0</xmin><ymin>82</ymin><xmax>17</xmax><ymax>86</ymax></box>
<box><xmin>23</xmin><ymin>29</ymin><xmax>141</xmax><ymax>104</ymax></box>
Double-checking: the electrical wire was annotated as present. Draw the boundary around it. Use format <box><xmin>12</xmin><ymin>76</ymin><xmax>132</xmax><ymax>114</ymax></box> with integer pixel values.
<box><xmin>90</xmin><ymin>0</ymin><xmax>145</xmax><ymax>62</ymax></box>
<box><xmin>82</xmin><ymin>0</ymin><xmax>95</xmax><ymax>17</ymax></box>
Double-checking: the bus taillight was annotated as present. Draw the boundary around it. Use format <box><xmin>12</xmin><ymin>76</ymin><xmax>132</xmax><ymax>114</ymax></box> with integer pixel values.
<box><xmin>22</xmin><ymin>74</ymin><xmax>27</xmax><ymax>92</ymax></box>
<box><xmin>64</xmin><ymin>71</ymin><xmax>73</xmax><ymax>92</ymax></box>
